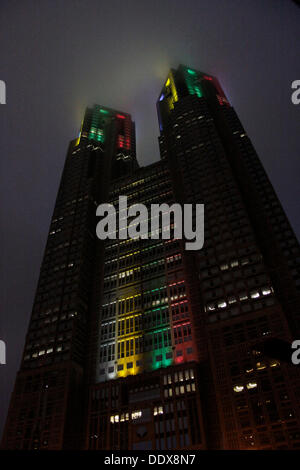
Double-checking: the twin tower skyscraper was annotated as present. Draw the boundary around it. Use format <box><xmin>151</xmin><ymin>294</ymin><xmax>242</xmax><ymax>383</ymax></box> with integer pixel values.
<box><xmin>2</xmin><ymin>65</ymin><xmax>300</xmax><ymax>450</ymax></box>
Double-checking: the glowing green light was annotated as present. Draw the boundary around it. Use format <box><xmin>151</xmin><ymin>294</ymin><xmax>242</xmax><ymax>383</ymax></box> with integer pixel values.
<box><xmin>185</xmin><ymin>69</ymin><xmax>203</xmax><ymax>98</ymax></box>
<box><xmin>151</xmin><ymin>347</ymin><xmax>173</xmax><ymax>370</ymax></box>
<box><xmin>195</xmin><ymin>87</ymin><xmax>202</xmax><ymax>97</ymax></box>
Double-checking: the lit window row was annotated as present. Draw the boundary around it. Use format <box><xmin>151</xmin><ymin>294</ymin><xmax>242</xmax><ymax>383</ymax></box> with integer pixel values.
<box><xmin>25</xmin><ymin>343</ymin><xmax>69</xmax><ymax>360</ymax></box>
<box><xmin>110</xmin><ymin>410</ymin><xmax>141</xmax><ymax>424</ymax></box>
<box><xmin>153</xmin><ymin>406</ymin><xmax>164</xmax><ymax>416</ymax></box>
<box><xmin>163</xmin><ymin>368</ymin><xmax>195</xmax><ymax>384</ymax></box>
<box><xmin>206</xmin><ymin>287</ymin><xmax>273</xmax><ymax>312</ymax></box>
<box><xmin>164</xmin><ymin>382</ymin><xmax>196</xmax><ymax>398</ymax></box>
<box><xmin>233</xmin><ymin>382</ymin><xmax>258</xmax><ymax>393</ymax></box>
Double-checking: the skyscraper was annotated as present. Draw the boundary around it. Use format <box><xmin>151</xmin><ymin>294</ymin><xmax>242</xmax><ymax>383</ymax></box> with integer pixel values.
<box><xmin>2</xmin><ymin>65</ymin><xmax>300</xmax><ymax>450</ymax></box>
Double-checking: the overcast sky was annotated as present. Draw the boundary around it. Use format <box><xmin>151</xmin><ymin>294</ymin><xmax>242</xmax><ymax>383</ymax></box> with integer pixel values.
<box><xmin>0</xmin><ymin>0</ymin><xmax>299</xmax><ymax>438</ymax></box>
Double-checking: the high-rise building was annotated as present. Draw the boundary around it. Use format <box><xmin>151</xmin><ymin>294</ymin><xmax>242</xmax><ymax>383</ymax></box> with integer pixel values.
<box><xmin>2</xmin><ymin>65</ymin><xmax>300</xmax><ymax>450</ymax></box>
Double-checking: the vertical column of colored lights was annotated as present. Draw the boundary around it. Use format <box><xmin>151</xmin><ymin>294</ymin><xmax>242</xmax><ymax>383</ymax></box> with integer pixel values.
<box><xmin>168</xmin><ymin>276</ymin><xmax>197</xmax><ymax>364</ymax></box>
<box><xmin>116</xmin><ymin>114</ymin><xmax>131</xmax><ymax>151</ymax></box>
<box><xmin>75</xmin><ymin>119</ymin><xmax>83</xmax><ymax>146</ymax></box>
<box><xmin>115</xmin><ymin>182</ymin><xmax>142</xmax><ymax>378</ymax></box>
<box><xmin>102</xmin><ymin>179</ymin><xmax>198</xmax><ymax>379</ymax></box>
<box><xmin>115</xmin><ymin>188</ymin><xmax>174</xmax><ymax>377</ymax></box>
<box><xmin>88</xmin><ymin>107</ymin><xmax>108</xmax><ymax>143</ymax></box>
<box><xmin>157</xmin><ymin>93</ymin><xmax>164</xmax><ymax>131</ymax></box>
<box><xmin>165</xmin><ymin>71</ymin><xmax>178</xmax><ymax>110</ymax></box>
<box><xmin>144</xmin><ymin>204</ymin><xmax>173</xmax><ymax>371</ymax></box>
<box><xmin>184</xmin><ymin>68</ymin><xmax>203</xmax><ymax>98</ymax></box>
<box><xmin>116</xmin><ymin>291</ymin><xmax>144</xmax><ymax>378</ymax></box>
<box><xmin>146</xmin><ymin>283</ymin><xmax>173</xmax><ymax>372</ymax></box>
<box><xmin>115</xmin><ymin>251</ymin><xmax>173</xmax><ymax>376</ymax></box>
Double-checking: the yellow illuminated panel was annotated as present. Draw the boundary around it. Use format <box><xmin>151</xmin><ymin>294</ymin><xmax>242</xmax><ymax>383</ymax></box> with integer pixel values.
<box><xmin>75</xmin><ymin>119</ymin><xmax>84</xmax><ymax>147</ymax></box>
<box><xmin>165</xmin><ymin>71</ymin><xmax>178</xmax><ymax>110</ymax></box>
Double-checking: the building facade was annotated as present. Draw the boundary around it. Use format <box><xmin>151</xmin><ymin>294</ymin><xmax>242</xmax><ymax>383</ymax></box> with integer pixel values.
<box><xmin>2</xmin><ymin>65</ymin><xmax>300</xmax><ymax>450</ymax></box>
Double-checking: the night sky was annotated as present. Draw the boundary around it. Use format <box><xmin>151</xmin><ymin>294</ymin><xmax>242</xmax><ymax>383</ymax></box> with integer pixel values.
<box><xmin>0</xmin><ymin>0</ymin><xmax>299</xmax><ymax>438</ymax></box>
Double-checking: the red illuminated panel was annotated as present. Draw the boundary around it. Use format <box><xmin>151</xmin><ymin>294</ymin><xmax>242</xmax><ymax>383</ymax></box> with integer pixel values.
<box><xmin>217</xmin><ymin>94</ymin><xmax>229</xmax><ymax>106</ymax></box>
<box><xmin>168</xmin><ymin>279</ymin><xmax>185</xmax><ymax>288</ymax></box>
<box><xmin>168</xmin><ymin>279</ymin><xmax>197</xmax><ymax>364</ymax></box>
<box><xmin>117</xmin><ymin>135</ymin><xmax>124</xmax><ymax>148</ymax></box>
<box><xmin>124</xmin><ymin>118</ymin><xmax>131</xmax><ymax>150</ymax></box>
<box><xmin>203</xmin><ymin>75</ymin><xmax>230</xmax><ymax>106</ymax></box>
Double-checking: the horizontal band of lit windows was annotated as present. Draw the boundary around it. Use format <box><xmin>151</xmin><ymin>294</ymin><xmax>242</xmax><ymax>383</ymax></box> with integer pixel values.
<box><xmin>233</xmin><ymin>382</ymin><xmax>258</xmax><ymax>393</ymax></box>
<box><xmin>166</xmin><ymin>253</ymin><xmax>182</xmax><ymax>263</ymax></box>
<box><xmin>114</xmin><ymin>355</ymin><xmax>173</xmax><ymax>376</ymax></box>
<box><xmin>116</xmin><ymin>328</ymin><xmax>171</xmax><ymax>350</ymax></box>
<box><xmin>119</xmin><ymin>350</ymin><xmax>173</xmax><ymax>366</ymax></box>
<box><xmin>109</xmin><ymin>172</ymin><xmax>170</xmax><ymax>194</ymax></box>
<box><xmin>116</xmin><ymin>258</ymin><xmax>165</xmax><ymax>278</ymax></box>
<box><xmin>206</xmin><ymin>287</ymin><xmax>273</xmax><ymax>312</ymax></box>
<box><xmin>111</xmin><ymin>205</ymin><xmax>173</xmax><ymax>222</ymax></box>
<box><xmin>108</xmin><ymin>193</ymin><xmax>174</xmax><ymax>211</ymax></box>
<box><xmin>109</xmin><ymin>179</ymin><xmax>171</xmax><ymax>197</ymax></box>
<box><xmin>27</xmin><ymin>343</ymin><xmax>69</xmax><ymax>359</ymax></box>
<box><xmin>104</xmin><ymin>237</ymin><xmax>179</xmax><ymax>253</ymax></box>
<box><xmin>113</xmin><ymin>344</ymin><xmax>172</xmax><ymax>367</ymax></box>
<box><xmin>163</xmin><ymin>368</ymin><xmax>195</xmax><ymax>385</ymax></box>
<box><xmin>116</xmin><ymin>316</ymin><xmax>142</xmax><ymax>337</ymax></box>
<box><xmin>110</xmin><ymin>410</ymin><xmax>141</xmax><ymax>424</ymax></box>
<box><xmin>104</xmin><ymin>244</ymin><xmax>167</xmax><ymax>265</ymax></box>
<box><xmin>113</xmin><ymin>352</ymin><xmax>172</xmax><ymax>370</ymax></box>
<box><xmin>116</xmin><ymin>357</ymin><xmax>144</xmax><ymax>377</ymax></box>
<box><xmin>164</xmin><ymin>382</ymin><xmax>196</xmax><ymax>398</ymax></box>
<box><xmin>220</xmin><ymin>258</ymin><xmax>251</xmax><ymax>270</ymax></box>
<box><xmin>171</xmin><ymin>299</ymin><xmax>188</xmax><ymax>307</ymax></box>
<box><xmin>109</xmin><ymin>176</ymin><xmax>169</xmax><ymax>195</ymax></box>
<box><xmin>110</xmin><ymin>407</ymin><xmax>171</xmax><ymax>425</ymax></box>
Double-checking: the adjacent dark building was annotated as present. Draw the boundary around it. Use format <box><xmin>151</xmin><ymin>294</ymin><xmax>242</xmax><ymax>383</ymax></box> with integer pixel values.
<box><xmin>2</xmin><ymin>65</ymin><xmax>300</xmax><ymax>450</ymax></box>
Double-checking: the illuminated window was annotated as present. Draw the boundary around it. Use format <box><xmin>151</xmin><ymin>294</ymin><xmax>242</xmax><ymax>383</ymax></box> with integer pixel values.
<box><xmin>220</xmin><ymin>263</ymin><xmax>229</xmax><ymax>271</ymax></box>
<box><xmin>256</xmin><ymin>362</ymin><xmax>266</xmax><ymax>370</ymax></box>
<box><xmin>153</xmin><ymin>406</ymin><xmax>164</xmax><ymax>416</ymax></box>
<box><xmin>239</xmin><ymin>293</ymin><xmax>248</xmax><ymax>301</ymax></box>
<box><xmin>270</xmin><ymin>360</ymin><xmax>280</xmax><ymax>368</ymax></box>
<box><xmin>207</xmin><ymin>302</ymin><xmax>215</xmax><ymax>311</ymax></box>
<box><xmin>246</xmin><ymin>382</ymin><xmax>257</xmax><ymax>390</ymax></box>
<box><xmin>251</xmin><ymin>291</ymin><xmax>260</xmax><ymax>299</ymax></box>
<box><xmin>233</xmin><ymin>385</ymin><xmax>244</xmax><ymax>393</ymax></box>
<box><xmin>131</xmin><ymin>410</ymin><xmax>142</xmax><ymax>420</ymax></box>
<box><xmin>262</xmin><ymin>287</ymin><xmax>272</xmax><ymax>295</ymax></box>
